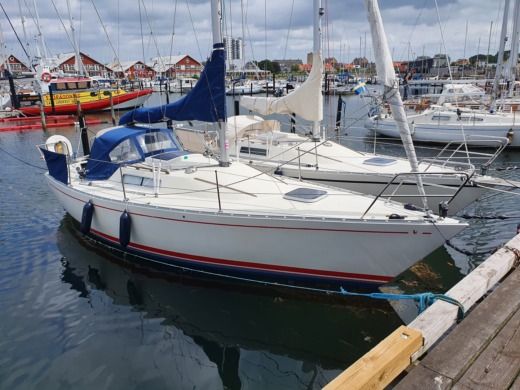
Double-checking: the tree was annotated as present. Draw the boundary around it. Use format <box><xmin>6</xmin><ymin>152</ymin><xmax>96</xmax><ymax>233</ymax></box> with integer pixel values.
<box><xmin>256</xmin><ymin>59</ymin><xmax>281</xmax><ymax>74</ymax></box>
<box><xmin>290</xmin><ymin>64</ymin><xmax>301</xmax><ymax>73</ymax></box>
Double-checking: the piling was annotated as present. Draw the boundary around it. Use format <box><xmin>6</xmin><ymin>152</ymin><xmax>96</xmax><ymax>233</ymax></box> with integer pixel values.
<box><xmin>109</xmin><ymin>92</ymin><xmax>116</xmax><ymax>126</ymax></box>
<box><xmin>38</xmin><ymin>102</ymin><xmax>47</xmax><ymax>131</ymax></box>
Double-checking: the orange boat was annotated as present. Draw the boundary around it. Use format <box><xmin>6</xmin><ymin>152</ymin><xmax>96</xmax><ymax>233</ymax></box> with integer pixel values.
<box><xmin>16</xmin><ymin>75</ymin><xmax>153</xmax><ymax>116</ymax></box>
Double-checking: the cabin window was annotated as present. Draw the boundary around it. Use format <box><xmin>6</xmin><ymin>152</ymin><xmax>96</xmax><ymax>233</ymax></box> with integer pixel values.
<box><xmin>77</xmin><ymin>81</ymin><xmax>88</xmax><ymax>89</ymax></box>
<box><xmin>239</xmin><ymin>147</ymin><xmax>267</xmax><ymax>156</ymax></box>
<box><xmin>432</xmin><ymin>115</ymin><xmax>450</xmax><ymax>121</ymax></box>
<box><xmin>109</xmin><ymin>139</ymin><xmax>140</xmax><ymax>163</ymax></box>
<box><xmin>67</xmin><ymin>82</ymin><xmax>77</xmax><ymax>89</ymax></box>
<box><xmin>123</xmin><ymin>175</ymin><xmax>157</xmax><ymax>188</ymax></box>
<box><xmin>136</xmin><ymin>131</ymin><xmax>177</xmax><ymax>154</ymax></box>
<box><xmin>56</xmin><ymin>83</ymin><xmax>67</xmax><ymax>90</ymax></box>
<box><xmin>460</xmin><ymin>116</ymin><xmax>484</xmax><ymax>122</ymax></box>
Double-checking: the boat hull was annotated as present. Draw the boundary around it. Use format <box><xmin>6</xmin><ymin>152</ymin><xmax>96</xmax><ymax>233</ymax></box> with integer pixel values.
<box><xmin>366</xmin><ymin>116</ymin><xmax>520</xmax><ymax>147</ymax></box>
<box><xmin>18</xmin><ymin>89</ymin><xmax>153</xmax><ymax>116</ymax></box>
<box><xmin>47</xmin><ymin>176</ymin><xmax>462</xmax><ymax>289</ymax></box>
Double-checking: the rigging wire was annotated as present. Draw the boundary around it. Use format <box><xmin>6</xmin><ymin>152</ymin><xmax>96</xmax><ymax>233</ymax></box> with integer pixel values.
<box><xmin>0</xmin><ymin>2</ymin><xmax>33</xmax><ymax>68</ymax></box>
<box><xmin>48</xmin><ymin>0</ymin><xmax>75</xmax><ymax>54</ymax></box>
<box><xmin>282</xmin><ymin>0</ymin><xmax>295</xmax><ymax>60</ymax></box>
<box><xmin>168</xmin><ymin>0</ymin><xmax>178</xmax><ymax>63</ymax></box>
<box><xmin>88</xmin><ymin>0</ymin><xmax>124</xmax><ymax>75</ymax></box>
<box><xmin>138</xmin><ymin>0</ymin><xmax>146</xmax><ymax>64</ymax></box>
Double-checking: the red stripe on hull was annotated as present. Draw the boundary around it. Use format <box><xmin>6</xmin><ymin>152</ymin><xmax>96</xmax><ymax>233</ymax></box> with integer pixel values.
<box><xmin>90</xmin><ymin>228</ymin><xmax>393</xmax><ymax>283</ymax></box>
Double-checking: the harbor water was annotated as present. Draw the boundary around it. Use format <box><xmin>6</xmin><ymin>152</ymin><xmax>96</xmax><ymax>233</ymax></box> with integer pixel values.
<box><xmin>1</xmin><ymin>91</ymin><xmax>520</xmax><ymax>389</ymax></box>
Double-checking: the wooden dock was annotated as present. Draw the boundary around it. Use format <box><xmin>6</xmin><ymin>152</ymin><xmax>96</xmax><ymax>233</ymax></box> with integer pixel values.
<box><xmin>395</xmin><ymin>265</ymin><xmax>520</xmax><ymax>389</ymax></box>
<box><xmin>324</xmin><ymin>233</ymin><xmax>520</xmax><ymax>390</ymax></box>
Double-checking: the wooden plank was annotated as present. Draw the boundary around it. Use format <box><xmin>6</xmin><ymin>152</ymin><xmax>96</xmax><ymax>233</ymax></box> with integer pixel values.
<box><xmin>323</xmin><ymin>326</ymin><xmax>422</xmax><ymax>390</ymax></box>
<box><xmin>454</xmin><ymin>308</ymin><xmax>520</xmax><ymax>389</ymax></box>
<box><xmin>394</xmin><ymin>365</ymin><xmax>452</xmax><ymax>390</ymax></box>
<box><xmin>408</xmin><ymin>234</ymin><xmax>520</xmax><ymax>358</ymax></box>
<box><xmin>415</xmin><ymin>266</ymin><xmax>520</xmax><ymax>380</ymax></box>
<box><xmin>509</xmin><ymin>374</ymin><xmax>520</xmax><ymax>390</ymax></box>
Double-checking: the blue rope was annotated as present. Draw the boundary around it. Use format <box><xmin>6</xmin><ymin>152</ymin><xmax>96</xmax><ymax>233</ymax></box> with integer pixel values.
<box><xmin>340</xmin><ymin>288</ymin><xmax>465</xmax><ymax>320</ymax></box>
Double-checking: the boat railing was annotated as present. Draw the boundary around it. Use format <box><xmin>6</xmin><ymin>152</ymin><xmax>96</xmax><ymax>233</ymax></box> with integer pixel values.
<box><xmin>420</xmin><ymin>135</ymin><xmax>509</xmax><ymax>173</ymax></box>
<box><xmin>361</xmin><ymin>171</ymin><xmax>472</xmax><ymax>219</ymax></box>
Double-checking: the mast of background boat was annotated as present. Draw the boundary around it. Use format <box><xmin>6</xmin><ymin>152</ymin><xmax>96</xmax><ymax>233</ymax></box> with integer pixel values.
<box><xmin>17</xmin><ymin>0</ymin><xmax>31</xmax><ymax>66</ymax></box>
<box><xmin>364</xmin><ymin>0</ymin><xmax>429</xmax><ymax>210</ymax></box>
<box><xmin>66</xmin><ymin>0</ymin><xmax>85</xmax><ymax>76</ymax></box>
<box><xmin>211</xmin><ymin>0</ymin><xmax>230</xmax><ymax>167</ymax></box>
<box><xmin>32</xmin><ymin>0</ymin><xmax>49</xmax><ymax>64</ymax></box>
<box><xmin>312</xmin><ymin>0</ymin><xmax>323</xmax><ymax>141</ymax></box>
<box><xmin>492</xmin><ymin>0</ymin><xmax>510</xmax><ymax>111</ymax></box>
<box><xmin>508</xmin><ymin>0</ymin><xmax>520</xmax><ymax>97</ymax></box>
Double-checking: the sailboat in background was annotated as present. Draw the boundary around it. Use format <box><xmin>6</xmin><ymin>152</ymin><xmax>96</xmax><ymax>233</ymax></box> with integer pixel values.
<box><xmin>38</xmin><ymin>0</ymin><xmax>466</xmax><ymax>291</ymax></box>
<box><xmin>365</xmin><ymin>0</ymin><xmax>520</xmax><ymax>147</ymax></box>
<box><xmin>223</xmin><ymin>0</ymin><xmax>519</xmax><ymax>215</ymax></box>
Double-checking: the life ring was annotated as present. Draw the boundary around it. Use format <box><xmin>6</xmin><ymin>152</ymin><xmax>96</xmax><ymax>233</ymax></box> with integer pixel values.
<box><xmin>41</xmin><ymin>72</ymin><xmax>52</xmax><ymax>82</ymax></box>
<box><xmin>9</xmin><ymin>56</ymin><xmax>14</xmax><ymax>62</ymax></box>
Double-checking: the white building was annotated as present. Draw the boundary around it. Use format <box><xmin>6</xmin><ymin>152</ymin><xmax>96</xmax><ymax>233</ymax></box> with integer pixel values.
<box><xmin>223</xmin><ymin>36</ymin><xmax>243</xmax><ymax>64</ymax></box>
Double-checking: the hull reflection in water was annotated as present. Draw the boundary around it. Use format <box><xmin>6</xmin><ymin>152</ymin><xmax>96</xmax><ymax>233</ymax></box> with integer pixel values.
<box><xmin>57</xmin><ymin>215</ymin><xmax>403</xmax><ymax>389</ymax></box>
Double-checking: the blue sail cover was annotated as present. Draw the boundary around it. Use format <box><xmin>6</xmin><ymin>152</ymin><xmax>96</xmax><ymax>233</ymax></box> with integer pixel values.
<box><xmin>119</xmin><ymin>43</ymin><xmax>227</xmax><ymax>125</ymax></box>
<box><xmin>40</xmin><ymin>147</ymin><xmax>68</xmax><ymax>184</ymax></box>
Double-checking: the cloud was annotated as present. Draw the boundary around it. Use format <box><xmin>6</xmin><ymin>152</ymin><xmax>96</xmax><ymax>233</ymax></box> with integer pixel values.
<box><xmin>0</xmin><ymin>0</ymin><xmax>507</xmax><ymax>66</ymax></box>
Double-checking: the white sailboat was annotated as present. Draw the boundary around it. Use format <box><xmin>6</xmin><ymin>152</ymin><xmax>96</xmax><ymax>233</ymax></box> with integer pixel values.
<box><xmin>39</xmin><ymin>0</ymin><xmax>466</xmax><ymax>290</ymax></box>
<box><xmin>366</xmin><ymin>0</ymin><xmax>520</xmax><ymax>147</ymax></box>
<box><xmin>226</xmin><ymin>0</ymin><xmax>518</xmax><ymax>215</ymax></box>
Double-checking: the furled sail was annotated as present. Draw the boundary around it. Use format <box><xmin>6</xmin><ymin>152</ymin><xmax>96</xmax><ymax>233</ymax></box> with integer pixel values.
<box><xmin>240</xmin><ymin>53</ymin><xmax>323</xmax><ymax>122</ymax></box>
<box><xmin>365</xmin><ymin>0</ymin><xmax>428</xmax><ymax>210</ymax></box>
<box><xmin>119</xmin><ymin>43</ymin><xmax>226</xmax><ymax>125</ymax></box>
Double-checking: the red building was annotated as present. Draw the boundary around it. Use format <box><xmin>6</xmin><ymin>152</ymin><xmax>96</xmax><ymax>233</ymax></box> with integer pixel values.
<box><xmin>0</xmin><ymin>54</ymin><xmax>31</xmax><ymax>76</ymax></box>
<box><xmin>107</xmin><ymin>60</ymin><xmax>156</xmax><ymax>79</ymax></box>
<box><xmin>151</xmin><ymin>55</ymin><xmax>202</xmax><ymax>78</ymax></box>
<box><xmin>52</xmin><ymin>52</ymin><xmax>112</xmax><ymax>76</ymax></box>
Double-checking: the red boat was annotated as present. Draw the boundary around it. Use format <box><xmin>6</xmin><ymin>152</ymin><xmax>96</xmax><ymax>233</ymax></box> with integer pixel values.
<box><xmin>16</xmin><ymin>75</ymin><xmax>153</xmax><ymax>116</ymax></box>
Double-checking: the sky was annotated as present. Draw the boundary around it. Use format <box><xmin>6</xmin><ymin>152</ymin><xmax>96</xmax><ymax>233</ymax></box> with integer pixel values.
<box><xmin>0</xmin><ymin>0</ymin><xmax>510</xmax><ymax>66</ymax></box>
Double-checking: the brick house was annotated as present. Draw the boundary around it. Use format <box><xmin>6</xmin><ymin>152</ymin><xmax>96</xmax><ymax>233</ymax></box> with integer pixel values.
<box><xmin>52</xmin><ymin>52</ymin><xmax>112</xmax><ymax>76</ymax></box>
<box><xmin>151</xmin><ymin>55</ymin><xmax>202</xmax><ymax>78</ymax></box>
<box><xmin>0</xmin><ymin>54</ymin><xmax>31</xmax><ymax>76</ymax></box>
<box><xmin>107</xmin><ymin>60</ymin><xmax>156</xmax><ymax>79</ymax></box>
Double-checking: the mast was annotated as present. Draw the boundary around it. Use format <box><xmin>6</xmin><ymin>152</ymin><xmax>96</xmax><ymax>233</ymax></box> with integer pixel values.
<box><xmin>66</xmin><ymin>0</ymin><xmax>84</xmax><ymax>76</ymax></box>
<box><xmin>364</xmin><ymin>0</ymin><xmax>428</xmax><ymax>210</ymax></box>
<box><xmin>17</xmin><ymin>0</ymin><xmax>31</xmax><ymax>65</ymax></box>
<box><xmin>312</xmin><ymin>0</ymin><xmax>323</xmax><ymax>141</ymax></box>
<box><xmin>509</xmin><ymin>0</ymin><xmax>520</xmax><ymax>97</ymax></box>
<box><xmin>493</xmin><ymin>0</ymin><xmax>510</xmax><ymax>109</ymax></box>
<box><xmin>211</xmin><ymin>0</ymin><xmax>230</xmax><ymax>167</ymax></box>
<box><xmin>32</xmin><ymin>0</ymin><xmax>49</xmax><ymax>63</ymax></box>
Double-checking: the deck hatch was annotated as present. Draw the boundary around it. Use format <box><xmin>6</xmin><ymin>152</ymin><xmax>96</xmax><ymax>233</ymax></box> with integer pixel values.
<box><xmin>283</xmin><ymin>188</ymin><xmax>328</xmax><ymax>203</ymax></box>
<box><xmin>363</xmin><ymin>157</ymin><xmax>397</xmax><ymax>166</ymax></box>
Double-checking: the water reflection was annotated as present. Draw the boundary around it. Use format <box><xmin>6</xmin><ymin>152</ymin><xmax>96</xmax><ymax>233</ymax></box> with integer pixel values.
<box><xmin>57</xmin><ymin>215</ymin><xmax>403</xmax><ymax>389</ymax></box>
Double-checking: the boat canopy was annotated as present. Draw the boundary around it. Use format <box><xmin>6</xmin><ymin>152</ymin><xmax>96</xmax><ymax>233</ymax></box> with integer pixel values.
<box><xmin>119</xmin><ymin>43</ymin><xmax>226</xmax><ymax>125</ymax></box>
<box><xmin>85</xmin><ymin>126</ymin><xmax>183</xmax><ymax>180</ymax></box>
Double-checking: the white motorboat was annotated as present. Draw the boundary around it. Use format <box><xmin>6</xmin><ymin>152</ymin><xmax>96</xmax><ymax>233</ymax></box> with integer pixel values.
<box><xmin>170</xmin><ymin>77</ymin><xmax>198</xmax><ymax>93</ymax></box>
<box><xmin>226</xmin><ymin>82</ymin><xmax>263</xmax><ymax>95</ymax></box>
<box><xmin>38</xmin><ymin>0</ymin><xmax>466</xmax><ymax>290</ymax></box>
<box><xmin>365</xmin><ymin>104</ymin><xmax>520</xmax><ymax>147</ymax></box>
